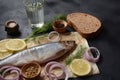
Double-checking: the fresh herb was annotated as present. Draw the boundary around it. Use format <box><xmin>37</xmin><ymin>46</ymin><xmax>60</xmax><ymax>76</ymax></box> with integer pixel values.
<box><xmin>25</xmin><ymin>33</ymin><xmax>48</xmax><ymax>43</ymax></box>
<box><xmin>65</xmin><ymin>45</ymin><xmax>87</xmax><ymax>65</ymax></box>
<box><xmin>25</xmin><ymin>14</ymin><xmax>66</xmax><ymax>41</ymax></box>
<box><xmin>34</xmin><ymin>34</ymin><xmax>48</xmax><ymax>44</ymax></box>
<box><xmin>31</xmin><ymin>14</ymin><xmax>66</xmax><ymax>35</ymax></box>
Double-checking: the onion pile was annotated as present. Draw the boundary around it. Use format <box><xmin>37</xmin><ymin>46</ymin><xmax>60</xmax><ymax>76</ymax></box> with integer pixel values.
<box><xmin>0</xmin><ymin>66</ymin><xmax>21</xmax><ymax>80</ymax></box>
<box><xmin>44</xmin><ymin>61</ymin><xmax>70</xmax><ymax>80</ymax></box>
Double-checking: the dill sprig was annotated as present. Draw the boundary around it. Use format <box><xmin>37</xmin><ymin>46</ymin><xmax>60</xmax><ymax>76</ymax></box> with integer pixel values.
<box><xmin>65</xmin><ymin>45</ymin><xmax>87</xmax><ymax>65</ymax></box>
<box><xmin>25</xmin><ymin>33</ymin><xmax>48</xmax><ymax>43</ymax></box>
<box><xmin>25</xmin><ymin>14</ymin><xmax>66</xmax><ymax>41</ymax></box>
<box><xmin>32</xmin><ymin>14</ymin><xmax>66</xmax><ymax>36</ymax></box>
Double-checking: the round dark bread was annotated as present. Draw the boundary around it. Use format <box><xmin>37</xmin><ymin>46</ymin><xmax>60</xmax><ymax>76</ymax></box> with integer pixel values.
<box><xmin>67</xmin><ymin>13</ymin><xmax>102</xmax><ymax>38</ymax></box>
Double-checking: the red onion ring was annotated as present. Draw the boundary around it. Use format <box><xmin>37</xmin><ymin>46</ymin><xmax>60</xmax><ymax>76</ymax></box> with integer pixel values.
<box><xmin>49</xmin><ymin>63</ymin><xmax>65</xmax><ymax>79</ymax></box>
<box><xmin>44</xmin><ymin>62</ymin><xmax>58</xmax><ymax>80</ymax></box>
<box><xmin>48</xmin><ymin>31</ymin><xmax>61</xmax><ymax>42</ymax></box>
<box><xmin>44</xmin><ymin>61</ymin><xmax>69</xmax><ymax>80</ymax></box>
<box><xmin>84</xmin><ymin>47</ymin><xmax>100</xmax><ymax>63</ymax></box>
<box><xmin>0</xmin><ymin>66</ymin><xmax>21</xmax><ymax>80</ymax></box>
<box><xmin>0</xmin><ymin>75</ymin><xmax>4</xmax><ymax>80</ymax></box>
<box><xmin>0</xmin><ymin>66</ymin><xmax>12</xmax><ymax>72</ymax></box>
<box><xmin>2</xmin><ymin>67</ymin><xmax>21</xmax><ymax>76</ymax></box>
<box><xmin>9</xmin><ymin>70</ymin><xmax>20</xmax><ymax>80</ymax></box>
<box><xmin>46</xmin><ymin>73</ymin><xmax>58</xmax><ymax>80</ymax></box>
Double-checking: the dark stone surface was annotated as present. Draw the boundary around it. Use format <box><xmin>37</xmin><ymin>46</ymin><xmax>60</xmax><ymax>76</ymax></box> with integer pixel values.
<box><xmin>0</xmin><ymin>0</ymin><xmax>120</xmax><ymax>80</ymax></box>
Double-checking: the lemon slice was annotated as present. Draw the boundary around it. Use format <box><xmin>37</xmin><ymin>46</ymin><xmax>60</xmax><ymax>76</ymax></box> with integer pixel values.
<box><xmin>0</xmin><ymin>52</ymin><xmax>12</xmax><ymax>60</ymax></box>
<box><xmin>5</xmin><ymin>39</ymin><xmax>26</xmax><ymax>51</ymax></box>
<box><xmin>0</xmin><ymin>39</ymin><xmax>10</xmax><ymax>52</ymax></box>
<box><xmin>70</xmin><ymin>59</ymin><xmax>91</xmax><ymax>76</ymax></box>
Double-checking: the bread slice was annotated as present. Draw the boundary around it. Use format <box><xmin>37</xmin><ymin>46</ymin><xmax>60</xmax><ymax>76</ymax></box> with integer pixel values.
<box><xmin>67</xmin><ymin>13</ymin><xmax>102</xmax><ymax>38</ymax></box>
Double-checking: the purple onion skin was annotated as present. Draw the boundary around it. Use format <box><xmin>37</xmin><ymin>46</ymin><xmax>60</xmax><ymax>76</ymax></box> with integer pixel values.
<box><xmin>0</xmin><ymin>76</ymin><xmax>5</xmax><ymax>80</ymax></box>
<box><xmin>0</xmin><ymin>72</ymin><xmax>22</xmax><ymax>80</ymax></box>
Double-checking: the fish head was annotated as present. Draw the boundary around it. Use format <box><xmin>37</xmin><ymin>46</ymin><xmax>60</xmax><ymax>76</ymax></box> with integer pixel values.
<box><xmin>60</xmin><ymin>41</ymin><xmax>76</xmax><ymax>49</ymax></box>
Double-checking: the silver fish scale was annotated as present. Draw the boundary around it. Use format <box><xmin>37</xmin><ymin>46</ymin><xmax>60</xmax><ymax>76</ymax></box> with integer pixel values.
<box><xmin>0</xmin><ymin>42</ymin><xmax>65</xmax><ymax>66</ymax></box>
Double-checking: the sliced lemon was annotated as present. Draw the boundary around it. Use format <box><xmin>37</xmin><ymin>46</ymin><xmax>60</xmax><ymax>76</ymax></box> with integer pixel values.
<box><xmin>5</xmin><ymin>39</ymin><xmax>26</xmax><ymax>51</ymax></box>
<box><xmin>0</xmin><ymin>39</ymin><xmax>10</xmax><ymax>52</ymax></box>
<box><xmin>70</xmin><ymin>59</ymin><xmax>91</xmax><ymax>76</ymax></box>
<box><xmin>0</xmin><ymin>52</ymin><xmax>12</xmax><ymax>60</ymax></box>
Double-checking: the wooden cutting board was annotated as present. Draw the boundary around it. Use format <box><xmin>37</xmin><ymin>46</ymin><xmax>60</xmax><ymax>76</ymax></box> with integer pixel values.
<box><xmin>26</xmin><ymin>32</ymin><xmax>100</xmax><ymax>78</ymax></box>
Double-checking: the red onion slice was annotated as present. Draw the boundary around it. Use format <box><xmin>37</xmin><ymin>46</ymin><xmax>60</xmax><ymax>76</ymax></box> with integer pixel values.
<box><xmin>84</xmin><ymin>47</ymin><xmax>100</xmax><ymax>63</ymax></box>
<box><xmin>2</xmin><ymin>67</ymin><xmax>21</xmax><ymax>76</ymax></box>
<box><xmin>0</xmin><ymin>66</ymin><xmax>21</xmax><ymax>80</ymax></box>
<box><xmin>0</xmin><ymin>66</ymin><xmax>12</xmax><ymax>72</ymax></box>
<box><xmin>44</xmin><ymin>61</ymin><xmax>70</xmax><ymax>80</ymax></box>
<box><xmin>9</xmin><ymin>70</ymin><xmax>20</xmax><ymax>80</ymax></box>
<box><xmin>49</xmin><ymin>63</ymin><xmax>65</xmax><ymax>79</ymax></box>
<box><xmin>45</xmin><ymin>73</ymin><xmax>58</xmax><ymax>80</ymax></box>
<box><xmin>44</xmin><ymin>61</ymin><xmax>58</xmax><ymax>79</ymax></box>
<box><xmin>0</xmin><ymin>75</ymin><xmax>4</xmax><ymax>80</ymax></box>
<box><xmin>44</xmin><ymin>62</ymin><xmax>58</xmax><ymax>74</ymax></box>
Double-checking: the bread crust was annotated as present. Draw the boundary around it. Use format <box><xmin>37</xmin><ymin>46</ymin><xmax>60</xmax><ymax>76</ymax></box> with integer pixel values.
<box><xmin>67</xmin><ymin>13</ymin><xmax>102</xmax><ymax>38</ymax></box>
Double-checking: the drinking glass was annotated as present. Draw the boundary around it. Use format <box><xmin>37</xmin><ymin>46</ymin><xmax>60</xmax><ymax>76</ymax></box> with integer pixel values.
<box><xmin>24</xmin><ymin>0</ymin><xmax>44</xmax><ymax>28</ymax></box>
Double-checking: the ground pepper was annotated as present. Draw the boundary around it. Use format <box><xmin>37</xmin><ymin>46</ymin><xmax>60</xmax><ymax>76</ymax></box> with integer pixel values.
<box><xmin>24</xmin><ymin>66</ymin><xmax>38</xmax><ymax>78</ymax></box>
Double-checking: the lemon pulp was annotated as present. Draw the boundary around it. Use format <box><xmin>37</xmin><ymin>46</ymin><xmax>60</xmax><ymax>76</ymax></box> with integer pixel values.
<box><xmin>70</xmin><ymin>59</ymin><xmax>91</xmax><ymax>76</ymax></box>
<box><xmin>0</xmin><ymin>52</ymin><xmax>12</xmax><ymax>60</ymax></box>
<box><xmin>0</xmin><ymin>39</ymin><xmax>10</xmax><ymax>52</ymax></box>
<box><xmin>6</xmin><ymin>39</ymin><xmax>26</xmax><ymax>51</ymax></box>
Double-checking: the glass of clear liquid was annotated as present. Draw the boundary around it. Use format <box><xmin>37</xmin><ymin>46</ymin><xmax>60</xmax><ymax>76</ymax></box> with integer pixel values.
<box><xmin>24</xmin><ymin>0</ymin><xmax>44</xmax><ymax>29</ymax></box>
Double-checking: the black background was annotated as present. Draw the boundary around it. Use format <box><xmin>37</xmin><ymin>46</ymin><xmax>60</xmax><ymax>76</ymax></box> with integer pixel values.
<box><xmin>0</xmin><ymin>0</ymin><xmax>120</xmax><ymax>80</ymax></box>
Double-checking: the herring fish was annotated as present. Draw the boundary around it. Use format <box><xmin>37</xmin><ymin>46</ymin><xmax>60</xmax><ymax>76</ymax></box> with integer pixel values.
<box><xmin>0</xmin><ymin>41</ymin><xmax>75</xmax><ymax>66</ymax></box>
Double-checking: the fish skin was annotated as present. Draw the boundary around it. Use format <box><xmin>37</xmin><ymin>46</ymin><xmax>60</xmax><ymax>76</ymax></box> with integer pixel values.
<box><xmin>0</xmin><ymin>41</ymin><xmax>75</xmax><ymax>66</ymax></box>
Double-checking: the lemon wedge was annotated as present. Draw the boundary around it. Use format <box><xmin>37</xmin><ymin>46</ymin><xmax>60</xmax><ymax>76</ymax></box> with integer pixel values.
<box><xmin>0</xmin><ymin>52</ymin><xmax>12</xmax><ymax>60</ymax></box>
<box><xmin>0</xmin><ymin>39</ymin><xmax>10</xmax><ymax>52</ymax></box>
<box><xmin>70</xmin><ymin>59</ymin><xmax>91</xmax><ymax>76</ymax></box>
<box><xmin>5</xmin><ymin>39</ymin><xmax>26</xmax><ymax>51</ymax></box>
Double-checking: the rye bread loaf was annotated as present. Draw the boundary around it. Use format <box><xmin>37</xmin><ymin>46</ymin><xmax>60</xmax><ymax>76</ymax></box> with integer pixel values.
<box><xmin>67</xmin><ymin>13</ymin><xmax>102</xmax><ymax>38</ymax></box>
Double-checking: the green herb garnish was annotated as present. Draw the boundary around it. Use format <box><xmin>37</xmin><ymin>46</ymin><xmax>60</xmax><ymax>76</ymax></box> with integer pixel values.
<box><xmin>25</xmin><ymin>33</ymin><xmax>48</xmax><ymax>43</ymax></box>
<box><xmin>65</xmin><ymin>45</ymin><xmax>87</xmax><ymax>65</ymax></box>
<box><xmin>25</xmin><ymin>14</ymin><xmax>66</xmax><ymax>41</ymax></box>
<box><xmin>30</xmin><ymin>14</ymin><xmax>66</xmax><ymax>36</ymax></box>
